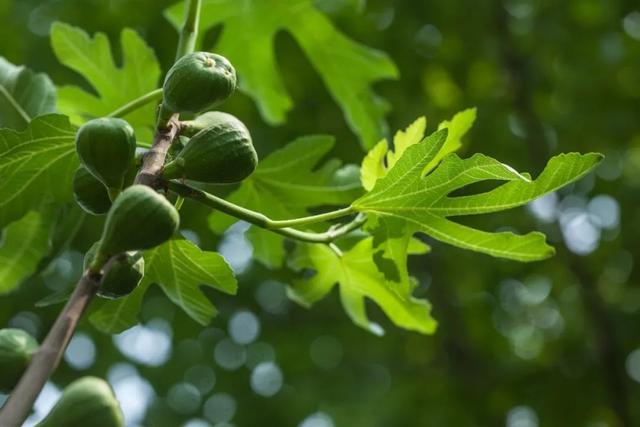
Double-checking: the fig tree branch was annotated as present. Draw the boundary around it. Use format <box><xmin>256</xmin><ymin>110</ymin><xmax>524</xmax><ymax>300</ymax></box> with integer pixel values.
<box><xmin>0</xmin><ymin>1</ymin><xmax>202</xmax><ymax>425</ymax></box>
<box><xmin>167</xmin><ymin>181</ymin><xmax>365</xmax><ymax>243</ymax></box>
<box><xmin>0</xmin><ymin>273</ymin><xmax>100</xmax><ymax>427</ymax></box>
<box><xmin>134</xmin><ymin>116</ymin><xmax>181</xmax><ymax>187</ymax></box>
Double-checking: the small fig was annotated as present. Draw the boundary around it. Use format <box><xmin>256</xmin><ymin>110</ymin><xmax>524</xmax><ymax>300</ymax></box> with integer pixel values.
<box><xmin>84</xmin><ymin>243</ymin><xmax>144</xmax><ymax>299</ymax></box>
<box><xmin>162</xmin><ymin>52</ymin><xmax>236</xmax><ymax>114</ymax></box>
<box><xmin>75</xmin><ymin>117</ymin><xmax>136</xmax><ymax>192</ymax></box>
<box><xmin>94</xmin><ymin>185</ymin><xmax>179</xmax><ymax>263</ymax></box>
<box><xmin>0</xmin><ymin>328</ymin><xmax>38</xmax><ymax>393</ymax></box>
<box><xmin>36</xmin><ymin>376</ymin><xmax>124</xmax><ymax>427</ymax></box>
<box><xmin>72</xmin><ymin>167</ymin><xmax>111</xmax><ymax>215</ymax></box>
<box><xmin>163</xmin><ymin>112</ymin><xmax>257</xmax><ymax>183</ymax></box>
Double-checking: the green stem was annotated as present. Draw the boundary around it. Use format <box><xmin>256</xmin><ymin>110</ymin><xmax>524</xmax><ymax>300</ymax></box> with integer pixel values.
<box><xmin>168</xmin><ymin>181</ymin><xmax>365</xmax><ymax>243</ymax></box>
<box><xmin>268</xmin><ymin>206</ymin><xmax>355</xmax><ymax>228</ymax></box>
<box><xmin>175</xmin><ymin>0</ymin><xmax>202</xmax><ymax>60</ymax></box>
<box><xmin>107</xmin><ymin>88</ymin><xmax>163</xmax><ymax>118</ymax></box>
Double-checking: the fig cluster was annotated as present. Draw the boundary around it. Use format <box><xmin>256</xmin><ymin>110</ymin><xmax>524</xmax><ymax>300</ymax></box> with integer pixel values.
<box><xmin>71</xmin><ymin>51</ymin><xmax>256</xmax><ymax>301</ymax></box>
<box><xmin>161</xmin><ymin>52</ymin><xmax>258</xmax><ymax>184</ymax></box>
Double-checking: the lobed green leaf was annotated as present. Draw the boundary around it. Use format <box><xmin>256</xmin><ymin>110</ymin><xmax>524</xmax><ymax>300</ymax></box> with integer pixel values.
<box><xmin>354</xmin><ymin>128</ymin><xmax>602</xmax><ymax>261</ymax></box>
<box><xmin>165</xmin><ymin>0</ymin><xmax>398</xmax><ymax>148</ymax></box>
<box><xmin>91</xmin><ymin>237</ymin><xmax>237</xmax><ymax>333</ymax></box>
<box><xmin>50</xmin><ymin>22</ymin><xmax>160</xmax><ymax>143</ymax></box>
<box><xmin>290</xmin><ymin>237</ymin><xmax>437</xmax><ymax>335</ymax></box>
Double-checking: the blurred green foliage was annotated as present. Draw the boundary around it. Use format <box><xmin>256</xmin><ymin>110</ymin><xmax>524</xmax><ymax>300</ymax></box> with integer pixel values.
<box><xmin>1</xmin><ymin>0</ymin><xmax>639</xmax><ymax>426</ymax></box>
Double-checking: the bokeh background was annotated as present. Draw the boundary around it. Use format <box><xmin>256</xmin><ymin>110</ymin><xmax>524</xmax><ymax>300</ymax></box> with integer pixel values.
<box><xmin>1</xmin><ymin>0</ymin><xmax>640</xmax><ymax>426</ymax></box>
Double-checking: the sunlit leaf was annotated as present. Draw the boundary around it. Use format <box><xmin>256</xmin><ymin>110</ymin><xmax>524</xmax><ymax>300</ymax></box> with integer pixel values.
<box><xmin>361</xmin><ymin>109</ymin><xmax>476</xmax><ymax>190</ymax></box>
<box><xmin>290</xmin><ymin>237</ymin><xmax>437</xmax><ymax>335</ymax></box>
<box><xmin>353</xmin><ymin>129</ymin><xmax>602</xmax><ymax>261</ymax></box>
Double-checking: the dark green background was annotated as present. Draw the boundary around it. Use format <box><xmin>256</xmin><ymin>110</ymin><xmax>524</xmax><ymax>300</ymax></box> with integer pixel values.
<box><xmin>1</xmin><ymin>0</ymin><xmax>639</xmax><ymax>426</ymax></box>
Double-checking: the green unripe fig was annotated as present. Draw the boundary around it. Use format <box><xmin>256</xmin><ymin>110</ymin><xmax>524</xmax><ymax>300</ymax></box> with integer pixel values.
<box><xmin>84</xmin><ymin>243</ymin><xmax>144</xmax><ymax>299</ymax></box>
<box><xmin>95</xmin><ymin>185</ymin><xmax>179</xmax><ymax>262</ymax></box>
<box><xmin>163</xmin><ymin>112</ymin><xmax>257</xmax><ymax>183</ymax></box>
<box><xmin>75</xmin><ymin>117</ymin><xmax>136</xmax><ymax>191</ymax></box>
<box><xmin>162</xmin><ymin>52</ymin><xmax>236</xmax><ymax>114</ymax></box>
<box><xmin>72</xmin><ymin>167</ymin><xmax>112</xmax><ymax>215</ymax></box>
<box><xmin>0</xmin><ymin>328</ymin><xmax>38</xmax><ymax>393</ymax></box>
<box><xmin>36</xmin><ymin>376</ymin><xmax>124</xmax><ymax>427</ymax></box>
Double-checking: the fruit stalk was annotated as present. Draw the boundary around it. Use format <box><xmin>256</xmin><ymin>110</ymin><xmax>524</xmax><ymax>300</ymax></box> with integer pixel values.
<box><xmin>168</xmin><ymin>181</ymin><xmax>365</xmax><ymax>243</ymax></box>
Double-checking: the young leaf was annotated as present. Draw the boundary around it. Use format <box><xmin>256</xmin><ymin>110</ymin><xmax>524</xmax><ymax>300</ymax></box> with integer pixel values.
<box><xmin>353</xmin><ymin>129</ymin><xmax>602</xmax><ymax>261</ymax></box>
<box><xmin>424</xmin><ymin>107</ymin><xmax>477</xmax><ymax>172</ymax></box>
<box><xmin>290</xmin><ymin>237</ymin><xmax>437</xmax><ymax>335</ymax></box>
<box><xmin>91</xmin><ymin>237</ymin><xmax>237</xmax><ymax>333</ymax></box>
<box><xmin>208</xmin><ymin>135</ymin><xmax>362</xmax><ymax>268</ymax></box>
<box><xmin>0</xmin><ymin>57</ymin><xmax>56</xmax><ymax>130</ymax></box>
<box><xmin>360</xmin><ymin>109</ymin><xmax>476</xmax><ymax>190</ymax></box>
<box><xmin>50</xmin><ymin>22</ymin><xmax>160</xmax><ymax>142</ymax></box>
<box><xmin>0</xmin><ymin>114</ymin><xmax>77</xmax><ymax>228</ymax></box>
<box><xmin>0</xmin><ymin>200</ymin><xmax>56</xmax><ymax>294</ymax></box>
<box><xmin>360</xmin><ymin>116</ymin><xmax>427</xmax><ymax>191</ymax></box>
<box><xmin>165</xmin><ymin>0</ymin><xmax>398</xmax><ymax>148</ymax></box>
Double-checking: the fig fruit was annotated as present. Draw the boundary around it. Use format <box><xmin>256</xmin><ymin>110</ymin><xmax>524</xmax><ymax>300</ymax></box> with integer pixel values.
<box><xmin>72</xmin><ymin>167</ymin><xmax>111</xmax><ymax>215</ymax></box>
<box><xmin>84</xmin><ymin>243</ymin><xmax>144</xmax><ymax>299</ymax></box>
<box><xmin>75</xmin><ymin>117</ymin><xmax>136</xmax><ymax>192</ymax></box>
<box><xmin>162</xmin><ymin>112</ymin><xmax>257</xmax><ymax>183</ymax></box>
<box><xmin>162</xmin><ymin>52</ymin><xmax>236</xmax><ymax>114</ymax></box>
<box><xmin>36</xmin><ymin>376</ymin><xmax>124</xmax><ymax>427</ymax></box>
<box><xmin>0</xmin><ymin>328</ymin><xmax>38</xmax><ymax>393</ymax></box>
<box><xmin>94</xmin><ymin>185</ymin><xmax>179</xmax><ymax>263</ymax></box>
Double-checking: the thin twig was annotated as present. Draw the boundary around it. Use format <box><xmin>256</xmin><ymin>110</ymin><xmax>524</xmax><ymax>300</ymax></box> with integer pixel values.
<box><xmin>167</xmin><ymin>181</ymin><xmax>355</xmax><ymax>229</ymax></box>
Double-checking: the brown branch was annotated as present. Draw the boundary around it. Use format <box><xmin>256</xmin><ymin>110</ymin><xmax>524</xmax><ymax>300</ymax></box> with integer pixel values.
<box><xmin>0</xmin><ymin>273</ymin><xmax>100</xmax><ymax>427</ymax></box>
<box><xmin>135</xmin><ymin>115</ymin><xmax>180</xmax><ymax>187</ymax></box>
